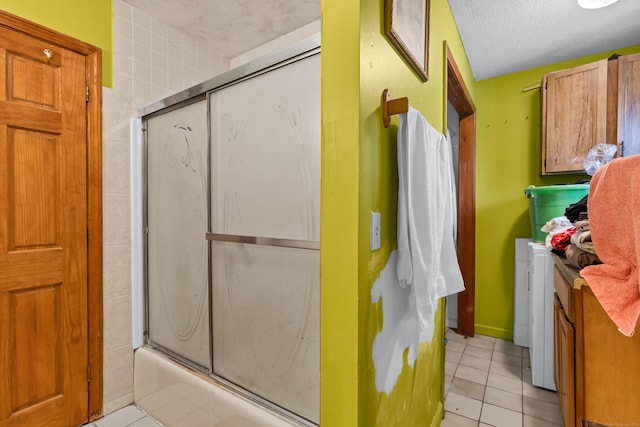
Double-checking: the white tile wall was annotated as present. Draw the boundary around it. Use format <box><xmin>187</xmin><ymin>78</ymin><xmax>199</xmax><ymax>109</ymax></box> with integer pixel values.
<box><xmin>102</xmin><ymin>0</ymin><xmax>229</xmax><ymax>415</ymax></box>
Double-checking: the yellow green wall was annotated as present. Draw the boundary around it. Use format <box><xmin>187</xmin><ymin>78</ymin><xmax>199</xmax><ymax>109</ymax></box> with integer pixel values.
<box><xmin>474</xmin><ymin>44</ymin><xmax>640</xmax><ymax>339</ymax></box>
<box><xmin>321</xmin><ymin>0</ymin><xmax>476</xmax><ymax>424</ymax></box>
<box><xmin>2</xmin><ymin>0</ymin><xmax>113</xmax><ymax>87</ymax></box>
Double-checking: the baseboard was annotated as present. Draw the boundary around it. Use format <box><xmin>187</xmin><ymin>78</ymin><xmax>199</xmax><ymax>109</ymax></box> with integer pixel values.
<box><xmin>474</xmin><ymin>324</ymin><xmax>513</xmax><ymax>341</ymax></box>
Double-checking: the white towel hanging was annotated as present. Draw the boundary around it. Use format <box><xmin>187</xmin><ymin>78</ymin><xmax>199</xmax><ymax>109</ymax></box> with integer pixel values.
<box><xmin>396</xmin><ymin>106</ymin><xmax>465</xmax><ymax>342</ymax></box>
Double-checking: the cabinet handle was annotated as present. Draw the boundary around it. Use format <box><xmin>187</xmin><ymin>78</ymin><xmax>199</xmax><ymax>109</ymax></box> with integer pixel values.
<box><xmin>620</xmin><ymin>140</ymin><xmax>625</xmax><ymax>157</ymax></box>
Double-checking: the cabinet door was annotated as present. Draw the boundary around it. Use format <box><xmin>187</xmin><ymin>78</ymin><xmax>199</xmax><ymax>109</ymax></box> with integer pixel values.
<box><xmin>617</xmin><ymin>53</ymin><xmax>640</xmax><ymax>157</ymax></box>
<box><xmin>542</xmin><ymin>60</ymin><xmax>607</xmax><ymax>174</ymax></box>
<box><xmin>554</xmin><ymin>296</ymin><xmax>575</xmax><ymax>427</ymax></box>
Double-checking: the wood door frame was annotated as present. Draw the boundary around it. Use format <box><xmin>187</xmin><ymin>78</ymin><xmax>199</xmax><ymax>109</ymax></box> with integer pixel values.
<box><xmin>445</xmin><ymin>44</ymin><xmax>476</xmax><ymax>337</ymax></box>
<box><xmin>0</xmin><ymin>10</ymin><xmax>103</xmax><ymax>421</ymax></box>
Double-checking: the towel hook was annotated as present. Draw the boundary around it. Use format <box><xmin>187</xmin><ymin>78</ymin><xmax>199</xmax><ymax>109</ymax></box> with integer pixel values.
<box><xmin>382</xmin><ymin>89</ymin><xmax>409</xmax><ymax>128</ymax></box>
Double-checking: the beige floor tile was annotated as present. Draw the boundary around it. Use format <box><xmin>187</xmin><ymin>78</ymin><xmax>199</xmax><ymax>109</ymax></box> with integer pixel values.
<box><xmin>480</xmin><ymin>403</ymin><xmax>523</xmax><ymax>427</ymax></box>
<box><xmin>449</xmin><ymin>377</ymin><xmax>486</xmax><ymax>401</ymax></box>
<box><xmin>523</xmin><ymin>353</ymin><xmax>531</xmax><ymax>369</ymax></box>
<box><xmin>523</xmin><ymin>396</ymin><xmax>562</xmax><ymax>425</ymax></box>
<box><xmin>443</xmin><ymin>392</ymin><xmax>482</xmax><ymax>421</ymax></box>
<box><xmin>523</xmin><ymin>414</ymin><xmax>562</xmax><ymax>426</ymax></box>
<box><xmin>464</xmin><ymin>345</ymin><xmax>493</xmax><ymax>361</ymax></box>
<box><xmin>467</xmin><ymin>337</ymin><xmax>495</xmax><ymax>351</ymax></box>
<box><xmin>440</xmin><ymin>411</ymin><xmax>478</xmax><ymax>427</ymax></box>
<box><xmin>446</xmin><ymin>349</ymin><xmax>463</xmax><ymax>364</ymax></box>
<box><xmin>470</xmin><ymin>334</ymin><xmax>496</xmax><ymax>344</ymax></box>
<box><xmin>94</xmin><ymin>406</ymin><xmax>145</xmax><ymax>427</ymax></box>
<box><xmin>523</xmin><ymin>382</ymin><xmax>558</xmax><ymax>405</ymax></box>
<box><xmin>441</xmin><ymin>334</ymin><xmax>561</xmax><ymax>427</ymax></box>
<box><xmin>487</xmin><ymin>372</ymin><xmax>522</xmax><ymax>395</ymax></box>
<box><xmin>447</xmin><ymin>340</ymin><xmax>467</xmax><ymax>354</ymax></box>
<box><xmin>455</xmin><ymin>365</ymin><xmax>489</xmax><ymax>385</ymax></box>
<box><xmin>129</xmin><ymin>418</ymin><xmax>162</xmax><ymax>427</ymax></box>
<box><xmin>445</xmin><ymin>382</ymin><xmax>453</xmax><ymax>397</ymax></box>
<box><xmin>490</xmin><ymin>360</ymin><xmax>522</xmax><ymax>379</ymax></box>
<box><xmin>446</xmin><ymin>360</ymin><xmax>458</xmax><ymax>376</ymax></box>
<box><xmin>459</xmin><ymin>353</ymin><xmax>491</xmax><ymax>372</ymax></box>
<box><xmin>445</xmin><ymin>375</ymin><xmax>454</xmax><ymax>396</ymax></box>
<box><xmin>483</xmin><ymin>386</ymin><xmax>523</xmax><ymax>413</ymax></box>
<box><xmin>492</xmin><ymin>351</ymin><xmax>522</xmax><ymax>368</ymax></box>
<box><xmin>494</xmin><ymin>339</ymin><xmax>523</xmax><ymax>357</ymax></box>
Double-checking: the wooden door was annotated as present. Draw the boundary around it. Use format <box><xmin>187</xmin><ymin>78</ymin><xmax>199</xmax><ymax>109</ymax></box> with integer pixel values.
<box><xmin>617</xmin><ymin>53</ymin><xmax>640</xmax><ymax>157</ymax></box>
<box><xmin>554</xmin><ymin>296</ymin><xmax>575</xmax><ymax>427</ymax></box>
<box><xmin>0</xmin><ymin>23</ymin><xmax>89</xmax><ymax>427</ymax></box>
<box><xmin>542</xmin><ymin>60</ymin><xmax>607</xmax><ymax>174</ymax></box>
<box><xmin>446</xmin><ymin>45</ymin><xmax>476</xmax><ymax>337</ymax></box>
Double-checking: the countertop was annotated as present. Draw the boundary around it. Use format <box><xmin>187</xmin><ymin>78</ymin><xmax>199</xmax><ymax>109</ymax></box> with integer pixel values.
<box><xmin>551</xmin><ymin>253</ymin><xmax>589</xmax><ymax>290</ymax></box>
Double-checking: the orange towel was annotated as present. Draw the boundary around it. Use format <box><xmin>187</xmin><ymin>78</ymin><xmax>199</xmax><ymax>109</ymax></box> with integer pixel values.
<box><xmin>581</xmin><ymin>155</ymin><xmax>640</xmax><ymax>337</ymax></box>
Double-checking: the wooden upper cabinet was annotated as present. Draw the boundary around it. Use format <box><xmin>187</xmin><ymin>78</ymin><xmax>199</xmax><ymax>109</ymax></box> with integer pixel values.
<box><xmin>541</xmin><ymin>53</ymin><xmax>640</xmax><ymax>175</ymax></box>
<box><xmin>542</xmin><ymin>60</ymin><xmax>608</xmax><ymax>175</ymax></box>
<box><xmin>617</xmin><ymin>53</ymin><xmax>640</xmax><ymax>157</ymax></box>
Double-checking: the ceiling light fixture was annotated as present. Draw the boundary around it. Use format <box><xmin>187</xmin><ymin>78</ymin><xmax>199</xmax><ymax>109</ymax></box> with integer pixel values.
<box><xmin>577</xmin><ymin>0</ymin><xmax>619</xmax><ymax>9</ymax></box>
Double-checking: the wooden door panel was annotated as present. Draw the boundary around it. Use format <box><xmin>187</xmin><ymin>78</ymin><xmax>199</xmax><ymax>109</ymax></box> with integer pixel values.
<box><xmin>7</xmin><ymin>127</ymin><xmax>60</xmax><ymax>250</ymax></box>
<box><xmin>7</xmin><ymin>53</ymin><xmax>60</xmax><ymax>110</ymax></box>
<box><xmin>11</xmin><ymin>285</ymin><xmax>62</xmax><ymax>411</ymax></box>
<box><xmin>0</xmin><ymin>21</ymin><xmax>88</xmax><ymax>427</ymax></box>
<box><xmin>542</xmin><ymin>60</ymin><xmax>607</xmax><ymax>174</ymax></box>
<box><xmin>617</xmin><ymin>53</ymin><xmax>640</xmax><ymax>157</ymax></box>
<box><xmin>555</xmin><ymin>297</ymin><xmax>575</xmax><ymax>427</ymax></box>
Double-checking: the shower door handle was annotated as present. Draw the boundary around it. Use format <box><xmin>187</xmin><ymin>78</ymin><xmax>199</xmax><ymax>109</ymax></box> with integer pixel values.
<box><xmin>206</xmin><ymin>233</ymin><xmax>320</xmax><ymax>251</ymax></box>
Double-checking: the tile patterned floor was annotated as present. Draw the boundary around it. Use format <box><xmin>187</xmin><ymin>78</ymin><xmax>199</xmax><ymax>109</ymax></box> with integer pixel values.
<box><xmin>83</xmin><ymin>405</ymin><xmax>162</xmax><ymax>427</ymax></box>
<box><xmin>86</xmin><ymin>330</ymin><xmax>562</xmax><ymax>427</ymax></box>
<box><xmin>443</xmin><ymin>328</ymin><xmax>562</xmax><ymax>427</ymax></box>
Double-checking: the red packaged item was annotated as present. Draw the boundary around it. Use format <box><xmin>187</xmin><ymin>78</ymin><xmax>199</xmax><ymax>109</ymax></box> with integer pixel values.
<box><xmin>550</xmin><ymin>226</ymin><xmax>577</xmax><ymax>251</ymax></box>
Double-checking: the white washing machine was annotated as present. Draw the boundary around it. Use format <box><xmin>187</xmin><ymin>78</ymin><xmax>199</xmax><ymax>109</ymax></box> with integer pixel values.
<box><xmin>527</xmin><ymin>242</ymin><xmax>557</xmax><ymax>391</ymax></box>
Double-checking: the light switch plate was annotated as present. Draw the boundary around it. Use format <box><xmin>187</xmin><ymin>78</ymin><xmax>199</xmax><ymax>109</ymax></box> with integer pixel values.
<box><xmin>370</xmin><ymin>211</ymin><xmax>381</xmax><ymax>250</ymax></box>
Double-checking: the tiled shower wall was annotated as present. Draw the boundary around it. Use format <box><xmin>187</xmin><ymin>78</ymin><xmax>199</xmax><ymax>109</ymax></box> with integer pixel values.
<box><xmin>102</xmin><ymin>0</ymin><xmax>229</xmax><ymax>414</ymax></box>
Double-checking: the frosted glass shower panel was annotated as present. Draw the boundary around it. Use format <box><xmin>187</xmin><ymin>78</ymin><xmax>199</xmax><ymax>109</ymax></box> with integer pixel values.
<box><xmin>147</xmin><ymin>100</ymin><xmax>210</xmax><ymax>369</ymax></box>
<box><xmin>209</xmin><ymin>53</ymin><xmax>320</xmax><ymax>422</ymax></box>
<box><xmin>212</xmin><ymin>242</ymin><xmax>319</xmax><ymax>422</ymax></box>
<box><xmin>209</xmin><ymin>54</ymin><xmax>320</xmax><ymax>240</ymax></box>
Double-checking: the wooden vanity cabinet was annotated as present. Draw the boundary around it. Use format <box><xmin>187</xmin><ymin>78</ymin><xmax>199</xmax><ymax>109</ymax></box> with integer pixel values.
<box><xmin>552</xmin><ymin>259</ymin><xmax>640</xmax><ymax>427</ymax></box>
<box><xmin>541</xmin><ymin>52</ymin><xmax>640</xmax><ymax>175</ymax></box>
<box><xmin>554</xmin><ymin>294</ymin><xmax>574</xmax><ymax>427</ymax></box>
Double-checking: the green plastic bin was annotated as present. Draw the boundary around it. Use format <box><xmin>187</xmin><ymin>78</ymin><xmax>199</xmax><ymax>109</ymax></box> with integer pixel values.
<box><xmin>524</xmin><ymin>184</ymin><xmax>590</xmax><ymax>242</ymax></box>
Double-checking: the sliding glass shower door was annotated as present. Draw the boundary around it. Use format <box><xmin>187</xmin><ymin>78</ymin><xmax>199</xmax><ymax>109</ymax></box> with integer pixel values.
<box><xmin>209</xmin><ymin>54</ymin><xmax>320</xmax><ymax>423</ymax></box>
<box><xmin>146</xmin><ymin>100</ymin><xmax>210</xmax><ymax>369</ymax></box>
<box><xmin>144</xmin><ymin>46</ymin><xmax>320</xmax><ymax>424</ymax></box>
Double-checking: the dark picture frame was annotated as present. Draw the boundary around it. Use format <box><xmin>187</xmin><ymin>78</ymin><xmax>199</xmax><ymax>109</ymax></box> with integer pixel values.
<box><xmin>384</xmin><ymin>0</ymin><xmax>430</xmax><ymax>81</ymax></box>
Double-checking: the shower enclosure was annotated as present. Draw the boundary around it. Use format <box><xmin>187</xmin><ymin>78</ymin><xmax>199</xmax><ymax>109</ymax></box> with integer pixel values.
<box><xmin>142</xmin><ymin>38</ymin><xmax>320</xmax><ymax>425</ymax></box>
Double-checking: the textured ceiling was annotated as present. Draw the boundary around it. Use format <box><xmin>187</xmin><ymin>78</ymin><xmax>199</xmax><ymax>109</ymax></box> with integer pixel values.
<box><xmin>123</xmin><ymin>0</ymin><xmax>640</xmax><ymax>80</ymax></box>
<box><xmin>122</xmin><ymin>0</ymin><xmax>320</xmax><ymax>59</ymax></box>
<box><xmin>449</xmin><ymin>0</ymin><xmax>640</xmax><ymax>80</ymax></box>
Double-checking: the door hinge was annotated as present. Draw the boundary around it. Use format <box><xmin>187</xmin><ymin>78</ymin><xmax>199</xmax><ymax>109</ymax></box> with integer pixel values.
<box><xmin>86</xmin><ymin>86</ymin><xmax>90</xmax><ymax>102</ymax></box>
<box><xmin>87</xmin><ymin>365</ymin><xmax>91</xmax><ymax>383</ymax></box>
